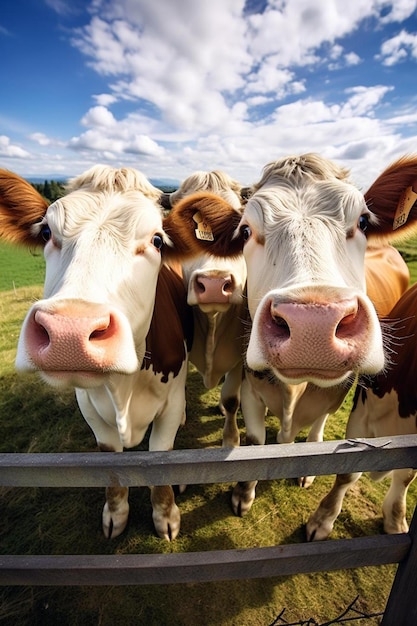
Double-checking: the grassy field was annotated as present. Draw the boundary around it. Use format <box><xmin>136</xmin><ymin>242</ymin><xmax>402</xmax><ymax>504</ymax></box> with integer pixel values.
<box><xmin>0</xmin><ymin>239</ymin><xmax>417</xmax><ymax>625</ymax></box>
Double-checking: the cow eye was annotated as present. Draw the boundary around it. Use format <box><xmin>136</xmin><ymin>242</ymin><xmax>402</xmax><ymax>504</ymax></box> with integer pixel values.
<box><xmin>152</xmin><ymin>233</ymin><xmax>164</xmax><ymax>250</ymax></box>
<box><xmin>241</xmin><ymin>224</ymin><xmax>252</xmax><ymax>242</ymax></box>
<box><xmin>41</xmin><ymin>224</ymin><xmax>52</xmax><ymax>242</ymax></box>
<box><xmin>358</xmin><ymin>214</ymin><xmax>369</xmax><ymax>233</ymax></box>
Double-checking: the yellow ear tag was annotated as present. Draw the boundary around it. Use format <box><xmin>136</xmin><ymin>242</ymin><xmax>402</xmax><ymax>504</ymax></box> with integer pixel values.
<box><xmin>393</xmin><ymin>186</ymin><xmax>417</xmax><ymax>230</ymax></box>
<box><xmin>193</xmin><ymin>211</ymin><xmax>214</xmax><ymax>241</ymax></box>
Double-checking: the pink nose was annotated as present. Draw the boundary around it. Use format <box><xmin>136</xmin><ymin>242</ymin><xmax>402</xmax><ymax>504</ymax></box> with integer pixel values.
<box><xmin>24</xmin><ymin>301</ymin><xmax>124</xmax><ymax>371</ymax></box>
<box><xmin>193</xmin><ymin>274</ymin><xmax>234</xmax><ymax>304</ymax></box>
<box><xmin>260</xmin><ymin>297</ymin><xmax>370</xmax><ymax>378</ymax></box>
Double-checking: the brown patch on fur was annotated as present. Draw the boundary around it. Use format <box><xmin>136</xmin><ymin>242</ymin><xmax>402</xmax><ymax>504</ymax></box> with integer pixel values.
<box><xmin>0</xmin><ymin>169</ymin><xmax>49</xmax><ymax>246</ymax></box>
<box><xmin>365</xmin><ymin>244</ymin><xmax>410</xmax><ymax>317</ymax></box>
<box><xmin>365</xmin><ymin>155</ymin><xmax>417</xmax><ymax>240</ymax></box>
<box><xmin>372</xmin><ymin>282</ymin><xmax>417</xmax><ymax>418</ymax></box>
<box><xmin>163</xmin><ymin>192</ymin><xmax>244</xmax><ymax>261</ymax></box>
<box><xmin>142</xmin><ymin>264</ymin><xmax>194</xmax><ymax>382</ymax></box>
<box><xmin>105</xmin><ymin>485</ymin><xmax>129</xmax><ymax>510</ymax></box>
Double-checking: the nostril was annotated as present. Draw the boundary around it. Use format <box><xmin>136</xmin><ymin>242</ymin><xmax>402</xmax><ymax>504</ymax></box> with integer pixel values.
<box><xmin>31</xmin><ymin>312</ymin><xmax>51</xmax><ymax>349</ymax></box>
<box><xmin>89</xmin><ymin>315</ymin><xmax>114</xmax><ymax>341</ymax></box>
<box><xmin>90</xmin><ymin>328</ymin><xmax>108</xmax><ymax>340</ymax></box>
<box><xmin>222</xmin><ymin>280</ymin><xmax>233</xmax><ymax>295</ymax></box>
<box><xmin>195</xmin><ymin>279</ymin><xmax>206</xmax><ymax>294</ymax></box>
<box><xmin>271</xmin><ymin>313</ymin><xmax>291</xmax><ymax>340</ymax></box>
<box><xmin>335</xmin><ymin>304</ymin><xmax>360</xmax><ymax>340</ymax></box>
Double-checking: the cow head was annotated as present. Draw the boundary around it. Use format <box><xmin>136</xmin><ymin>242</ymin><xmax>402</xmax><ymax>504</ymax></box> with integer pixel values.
<box><xmin>164</xmin><ymin>170</ymin><xmax>246</xmax><ymax>314</ymax></box>
<box><xmin>168</xmin><ymin>153</ymin><xmax>417</xmax><ymax>388</ymax></box>
<box><xmin>0</xmin><ymin>165</ymin><xmax>197</xmax><ymax>389</ymax></box>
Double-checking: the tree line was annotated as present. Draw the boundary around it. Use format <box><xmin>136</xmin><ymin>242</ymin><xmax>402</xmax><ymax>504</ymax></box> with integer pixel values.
<box><xmin>31</xmin><ymin>180</ymin><xmax>177</xmax><ymax>203</ymax></box>
<box><xmin>31</xmin><ymin>180</ymin><xmax>66</xmax><ymax>202</ymax></box>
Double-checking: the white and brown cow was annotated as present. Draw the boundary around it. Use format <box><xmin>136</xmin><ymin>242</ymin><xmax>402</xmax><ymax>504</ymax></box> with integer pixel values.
<box><xmin>168</xmin><ymin>153</ymin><xmax>417</xmax><ymax>515</ymax></box>
<box><xmin>306</xmin><ymin>281</ymin><xmax>417</xmax><ymax>540</ymax></box>
<box><xmin>0</xmin><ymin>165</ymin><xmax>202</xmax><ymax>541</ymax></box>
<box><xmin>162</xmin><ymin>170</ymin><xmax>247</xmax><ymax>447</ymax></box>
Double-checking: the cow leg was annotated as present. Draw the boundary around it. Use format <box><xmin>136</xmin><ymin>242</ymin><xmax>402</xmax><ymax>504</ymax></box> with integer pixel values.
<box><xmin>231</xmin><ymin>374</ymin><xmax>266</xmax><ymax>516</ymax></box>
<box><xmin>75</xmin><ymin>388</ymin><xmax>130</xmax><ymax>539</ymax></box>
<box><xmin>147</xmin><ymin>402</ymin><xmax>185</xmax><ymax>541</ymax></box>
<box><xmin>150</xmin><ymin>485</ymin><xmax>180</xmax><ymax>541</ymax></box>
<box><xmin>220</xmin><ymin>362</ymin><xmax>242</xmax><ymax>448</ymax></box>
<box><xmin>298</xmin><ymin>412</ymin><xmax>330</xmax><ymax>488</ymax></box>
<box><xmin>98</xmin><ymin>441</ymin><xmax>130</xmax><ymax>539</ymax></box>
<box><xmin>102</xmin><ymin>483</ymin><xmax>130</xmax><ymax>539</ymax></box>
<box><xmin>381</xmin><ymin>468</ymin><xmax>417</xmax><ymax>534</ymax></box>
<box><xmin>276</xmin><ymin>382</ymin><xmax>307</xmax><ymax>444</ymax></box>
<box><xmin>275</xmin><ymin>382</ymin><xmax>323</xmax><ymax>488</ymax></box>
<box><xmin>306</xmin><ymin>472</ymin><xmax>362</xmax><ymax>541</ymax></box>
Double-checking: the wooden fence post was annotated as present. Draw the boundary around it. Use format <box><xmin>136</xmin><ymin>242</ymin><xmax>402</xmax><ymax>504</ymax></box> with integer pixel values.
<box><xmin>382</xmin><ymin>505</ymin><xmax>417</xmax><ymax>625</ymax></box>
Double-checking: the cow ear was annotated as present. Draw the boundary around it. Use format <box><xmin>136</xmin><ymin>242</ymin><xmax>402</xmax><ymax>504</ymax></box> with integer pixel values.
<box><xmin>365</xmin><ymin>155</ymin><xmax>417</xmax><ymax>240</ymax></box>
<box><xmin>162</xmin><ymin>191</ymin><xmax>244</xmax><ymax>260</ymax></box>
<box><xmin>0</xmin><ymin>169</ymin><xmax>49</xmax><ymax>247</ymax></box>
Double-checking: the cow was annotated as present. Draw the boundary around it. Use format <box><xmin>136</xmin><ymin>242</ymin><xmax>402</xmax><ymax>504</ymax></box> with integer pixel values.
<box><xmin>167</xmin><ymin>153</ymin><xmax>417</xmax><ymax>516</ymax></box>
<box><xmin>306</xmin><ymin>281</ymin><xmax>417</xmax><ymax>540</ymax></box>
<box><xmin>0</xmin><ymin>165</ymin><xmax>207</xmax><ymax>541</ymax></box>
<box><xmin>162</xmin><ymin>170</ymin><xmax>247</xmax><ymax>447</ymax></box>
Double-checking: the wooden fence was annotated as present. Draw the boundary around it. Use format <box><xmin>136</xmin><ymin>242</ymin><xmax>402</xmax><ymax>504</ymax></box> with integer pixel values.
<box><xmin>1</xmin><ymin>434</ymin><xmax>417</xmax><ymax>625</ymax></box>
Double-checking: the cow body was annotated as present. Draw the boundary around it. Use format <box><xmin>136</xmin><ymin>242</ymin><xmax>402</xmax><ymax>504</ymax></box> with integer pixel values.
<box><xmin>0</xmin><ymin>166</ymin><xmax>195</xmax><ymax>540</ymax></box>
<box><xmin>365</xmin><ymin>243</ymin><xmax>409</xmax><ymax>317</ymax></box>
<box><xmin>164</xmin><ymin>171</ymin><xmax>246</xmax><ymax>447</ymax></box>
<box><xmin>169</xmin><ymin>154</ymin><xmax>417</xmax><ymax>515</ymax></box>
<box><xmin>306</xmin><ymin>282</ymin><xmax>417</xmax><ymax>540</ymax></box>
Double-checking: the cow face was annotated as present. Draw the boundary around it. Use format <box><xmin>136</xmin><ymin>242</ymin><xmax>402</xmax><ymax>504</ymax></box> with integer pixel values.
<box><xmin>239</xmin><ymin>156</ymin><xmax>383</xmax><ymax>387</ymax></box>
<box><xmin>182</xmin><ymin>253</ymin><xmax>247</xmax><ymax>314</ymax></box>
<box><xmin>14</xmin><ymin>167</ymin><xmax>169</xmax><ymax>389</ymax></box>
<box><xmin>165</xmin><ymin>169</ymin><xmax>247</xmax><ymax>314</ymax></box>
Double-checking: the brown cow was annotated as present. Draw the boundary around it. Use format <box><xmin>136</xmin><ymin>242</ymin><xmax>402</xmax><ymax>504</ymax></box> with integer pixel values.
<box><xmin>162</xmin><ymin>170</ymin><xmax>246</xmax><ymax>447</ymax></box>
<box><xmin>167</xmin><ymin>154</ymin><xmax>417</xmax><ymax>515</ymax></box>
<box><xmin>307</xmin><ymin>281</ymin><xmax>417</xmax><ymax>540</ymax></box>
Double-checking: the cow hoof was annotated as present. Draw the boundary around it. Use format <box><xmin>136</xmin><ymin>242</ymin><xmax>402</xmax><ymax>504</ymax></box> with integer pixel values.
<box><xmin>231</xmin><ymin>483</ymin><xmax>255</xmax><ymax>517</ymax></box>
<box><xmin>102</xmin><ymin>502</ymin><xmax>129</xmax><ymax>539</ymax></box>
<box><xmin>305</xmin><ymin>514</ymin><xmax>333</xmax><ymax>541</ymax></box>
<box><xmin>298</xmin><ymin>475</ymin><xmax>316</xmax><ymax>488</ymax></box>
<box><xmin>153</xmin><ymin>504</ymin><xmax>181</xmax><ymax>541</ymax></box>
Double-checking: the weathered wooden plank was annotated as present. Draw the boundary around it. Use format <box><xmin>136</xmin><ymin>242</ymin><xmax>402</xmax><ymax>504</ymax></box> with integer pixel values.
<box><xmin>382</xmin><ymin>507</ymin><xmax>417</xmax><ymax>626</ymax></box>
<box><xmin>0</xmin><ymin>534</ymin><xmax>410</xmax><ymax>586</ymax></box>
<box><xmin>0</xmin><ymin>435</ymin><xmax>416</xmax><ymax>487</ymax></box>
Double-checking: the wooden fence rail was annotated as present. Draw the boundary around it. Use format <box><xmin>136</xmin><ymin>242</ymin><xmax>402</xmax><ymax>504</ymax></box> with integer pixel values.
<box><xmin>1</xmin><ymin>434</ymin><xmax>417</xmax><ymax>625</ymax></box>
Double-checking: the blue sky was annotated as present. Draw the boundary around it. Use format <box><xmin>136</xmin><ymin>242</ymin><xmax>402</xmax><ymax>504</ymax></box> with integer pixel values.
<box><xmin>1</xmin><ymin>0</ymin><xmax>417</xmax><ymax>189</ymax></box>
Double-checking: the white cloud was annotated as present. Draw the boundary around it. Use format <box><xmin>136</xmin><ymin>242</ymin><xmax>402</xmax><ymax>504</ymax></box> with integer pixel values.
<box><xmin>93</xmin><ymin>93</ymin><xmax>117</xmax><ymax>106</ymax></box>
<box><xmin>379</xmin><ymin>0</ymin><xmax>417</xmax><ymax>23</ymax></box>
<box><xmin>81</xmin><ymin>105</ymin><xmax>117</xmax><ymax>127</ymax></box>
<box><xmin>0</xmin><ymin>135</ymin><xmax>31</xmax><ymax>158</ymax></box>
<box><xmin>377</xmin><ymin>29</ymin><xmax>417</xmax><ymax>65</ymax></box>
<box><xmin>341</xmin><ymin>85</ymin><xmax>393</xmax><ymax>117</ymax></box>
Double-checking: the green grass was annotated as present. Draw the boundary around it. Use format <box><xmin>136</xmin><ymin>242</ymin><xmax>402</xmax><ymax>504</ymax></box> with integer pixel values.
<box><xmin>0</xmin><ymin>241</ymin><xmax>417</xmax><ymax>625</ymax></box>
<box><xmin>0</xmin><ymin>241</ymin><xmax>45</xmax><ymax>292</ymax></box>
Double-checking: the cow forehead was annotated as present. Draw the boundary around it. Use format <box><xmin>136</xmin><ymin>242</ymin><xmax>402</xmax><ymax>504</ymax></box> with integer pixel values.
<box><xmin>246</xmin><ymin>177</ymin><xmax>366</xmax><ymax>230</ymax></box>
<box><xmin>46</xmin><ymin>189</ymin><xmax>164</xmax><ymax>243</ymax></box>
<box><xmin>182</xmin><ymin>252</ymin><xmax>246</xmax><ymax>277</ymax></box>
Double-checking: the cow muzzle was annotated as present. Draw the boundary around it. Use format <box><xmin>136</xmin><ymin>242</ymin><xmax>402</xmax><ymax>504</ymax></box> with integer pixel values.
<box><xmin>188</xmin><ymin>270</ymin><xmax>241</xmax><ymax>312</ymax></box>
<box><xmin>16</xmin><ymin>299</ymin><xmax>139</xmax><ymax>385</ymax></box>
<box><xmin>246</xmin><ymin>288</ymin><xmax>385</xmax><ymax>387</ymax></box>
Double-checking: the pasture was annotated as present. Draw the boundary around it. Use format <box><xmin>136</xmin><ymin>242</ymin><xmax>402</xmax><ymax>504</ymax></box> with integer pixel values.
<box><xmin>0</xmin><ymin>239</ymin><xmax>417</xmax><ymax>625</ymax></box>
